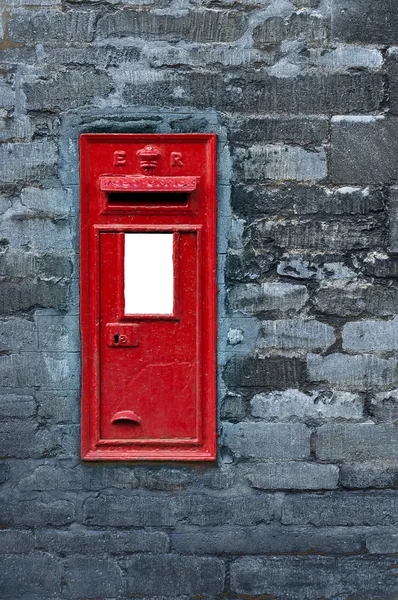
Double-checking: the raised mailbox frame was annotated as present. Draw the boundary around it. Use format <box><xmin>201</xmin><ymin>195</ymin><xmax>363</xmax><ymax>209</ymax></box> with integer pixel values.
<box><xmin>80</xmin><ymin>134</ymin><xmax>217</xmax><ymax>461</ymax></box>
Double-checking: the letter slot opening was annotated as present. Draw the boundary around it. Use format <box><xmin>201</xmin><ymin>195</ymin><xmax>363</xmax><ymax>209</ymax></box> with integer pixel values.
<box><xmin>108</xmin><ymin>192</ymin><xmax>189</xmax><ymax>205</ymax></box>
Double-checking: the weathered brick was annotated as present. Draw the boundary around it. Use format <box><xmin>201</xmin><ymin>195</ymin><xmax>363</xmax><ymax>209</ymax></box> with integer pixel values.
<box><xmin>369</xmin><ymin>389</ymin><xmax>398</xmax><ymax>423</ymax></box>
<box><xmin>316</xmin><ymin>424</ymin><xmax>398</xmax><ymax>461</ymax></box>
<box><xmin>387</xmin><ymin>49</ymin><xmax>398</xmax><ymax>116</ymax></box>
<box><xmin>230</xmin><ymin>556</ymin><xmax>398</xmax><ymax>598</ymax></box>
<box><xmin>24</xmin><ymin>69</ymin><xmax>113</xmax><ymax>111</ymax></box>
<box><xmin>180</xmin><ymin>493</ymin><xmax>275</xmax><ymax>526</ymax></box>
<box><xmin>227</xmin><ymin>283</ymin><xmax>308</xmax><ymax>315</ymax></box>
<box><xmin>224</xmin><ymin>355</ymin><xmax>307</xmax><ymax>390</ymax></box>
<box><xmin>8</xmin><ymin>10</ymin><xmax>96</xmax><ymax>43</ymax></box>
<box><xmin>340</xmin><ymin>462</ymin><xmax>398</xmax><ymax>489</ymax></box>
<box><xmin>253</xmin><ymin>13</ymin><xmax>328</xmax><ymax>48</ymax></box>
<box><xmin>97</xmin><ymin>9</ymin><xmax>246</xmax><ymax>42</ymax></box>
<box><xmin>251</xmin><ymin>389</ymin><xmax>364</xmax><ymax>421</ymax></box>
<box><xmin>315</xmin><ymin>281</ymin><xmax>398</xmax><ymax>317</ymax></box>
<box><xmin>36</xmin><ymin>527</ymin><xmax>169</xmax><ymax>554</ymax></box>
<box><xmin>257</xmin><ymin>319</ymin><xmax>335</xmax><ymax>351</ymax></box>
<box><xmin>332</xmin><ymin>0</ymin><xmax>398</xmax><ymax>44</ymax></box>
<box><xmin>231</xmin><ymin>185</ymin><xmax>384</xmax><ymax>219</ymax></box>
<box><xmin>0</xmin><ymin>281</ymin><xmax>69</xmax><ymax>314</ymax></box>
<box><xmin>265</xmin><ymin>216</ymin><xmax>385</xmax><ymax>251</ymax></box>
<box><xmin>237</xmin><ymin>144</ymin><xmax>327</xmax><ymax>182</ymax></box>
<box><xmin>0</xmin><ymin>463</ymin><xmax>9</xmax><ymax>484</ymax></box>
<box><xmin>147</xmin><ymin>45</ymin><xmax>273</xmax><ymax>69</ymax></box>
<box><xmin>0</xmin><ymin>497</ymin><xmax>75</xmax><ymax>527</ymax></box>
<box><xmin>62</xmin><ymin>557</ymin><xmax>123</xmax><ymax>599</ymax></box>
<box><xmin>248</xmin><ymin>462</ymin><xmax>339</xmax><ymax>490</ymax></box>
<box><xmin>0</xmin><ymin>393</ymin><xmax>36</xmax><ymax>419</ymax></box>
<box><xmin>223</xmin><ymin>423</ymin><xmax>310</xmax><ymax>459</ymax></box>
<box><xmin>331</xmin><ymin>117</ymin><xmax>398</xmax><ymax>185</ymax></box>
<box><xmin>139</xmin><ymin>467</ymin><xmax>196</xmax><ymax>491</ymax></box>
<box><xmin>0</xmin><ymin>352</ymin><xmax>80</xmax><ymax>389</ymax></box>
<box><xmin>228</xmin><ymin>116</ymin><xmax>328</xmax><ymax>145</ymax></box>
<box><xmin>308</xmin><ymin>353</ymin><xmax>398</xmax><ymax>391</ymax></box>
<box><xmin>0</xmin><ymin>317</ymin><xmax>36</xmax><ymax>351</ymax></box>
<box><xmin>123</xmin><ymin>71</ymin><xmax>384</xmax><ymax>114</ymax></box>
<box><xmin>315</xmin><ymin>47</ymin><xmax>383</xmax><ymax>70</ymax></box>
<box><xmin>36</xmin><ymin>315</ymin><xmax>79</xmax><ymax>351</ymax></box>
<box><xmin>0</xmin><ymin>248</ymin><xmax>72</xmax><ymax>280</ymax></box>
<box><xmin>0</xmin><ymin>557</ymin><xmax>61</xmax><ymax>598</ymax></box>
<box><xmin>343</xmin><ymin>319</ymin><xmax>398</xmax><ymax>351</ymax></box>
<box><xmin>36</xmin><ymin>391</ymin><xmax>79</xmax><ymax>424</ymax></box>
<box><xmin>84</xmin><ymin>494</ymin><xmax>178</xmax><ymax>527</ymax></box>
<box><xmin>282</xmin><ymin>491</ymin><xmax>398</xmax><ymax>526</ymax></box>
<box><xmin>221</xmin><ymin>392</ymin><xmax>246</xmax><ymax>421</ymax></box>
<box><xmin>171</xmin><ymin>525</ymin><xmax>361</xmax><ymax>555</ymax></box>
<box><xmin>278</xmin><ymin>256</ymin><xmax>357</xmax><ymax>280</ymax></box>
<box><xmin>366</xmin><ymin>532</ymin><xmax>398</xmax><ymax>554</ymax></box>
<box><xmin>0</xmin><ymin>421</ymin><xmax>55</xmax><ymax>458</ymax></box>
<box><xmin>0</xmin><ymin>142</ymin><xmax>57</xmax><ymax>183</ymax></box>
<box><xmin>0</xmin><ymin>530</ymin><xmax>34</xmax><ymax>553</ymax></box>
<box><xmin>388</xmin><ymin>186</ymin><xmax>398</xmax><ymax>252</ymax></box>
<box><xmin>124</xmin><ymin>555</ymin><xmax>225</xmax><ymax>596</ymax></box>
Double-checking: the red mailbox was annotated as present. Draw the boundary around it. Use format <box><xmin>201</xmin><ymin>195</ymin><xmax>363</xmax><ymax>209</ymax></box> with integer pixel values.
<box><xmin>80</xmin><ymin>134</ymin><xmax>217</xmax><ymax>461</ymax></box>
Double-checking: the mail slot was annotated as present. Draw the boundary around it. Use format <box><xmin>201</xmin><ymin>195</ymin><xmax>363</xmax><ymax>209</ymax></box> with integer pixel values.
<box><xmin>80</xmin><ymin>134</ymin><xmax>217</xmax><ymax>461</ymax></box>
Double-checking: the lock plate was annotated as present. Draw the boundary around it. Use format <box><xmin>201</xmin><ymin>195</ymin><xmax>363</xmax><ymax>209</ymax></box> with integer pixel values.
<box><xmin>106</xmin><ymin>323</ymin><xmax>139</xmax><ymax>347</ymax></box>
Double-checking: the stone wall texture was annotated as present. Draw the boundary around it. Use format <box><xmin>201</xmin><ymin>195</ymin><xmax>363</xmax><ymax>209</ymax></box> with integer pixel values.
<box><xmin>1</xmin><ymin>0</ymin><xmax>398</xmax><ymax>598</ymax></box>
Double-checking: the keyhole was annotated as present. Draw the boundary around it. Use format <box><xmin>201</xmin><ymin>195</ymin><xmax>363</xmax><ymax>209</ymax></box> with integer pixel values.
<box><xmin>114</xmin><ymin>334</ymin><xmax>119</xmax><ymax>344</ymax></box>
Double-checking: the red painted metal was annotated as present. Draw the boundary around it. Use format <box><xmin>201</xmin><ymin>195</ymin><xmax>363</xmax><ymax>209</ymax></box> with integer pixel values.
<box><xmin>80</xmin><ymin>134</ymin><xmax>217</xmax><ymax>461</ymax></box>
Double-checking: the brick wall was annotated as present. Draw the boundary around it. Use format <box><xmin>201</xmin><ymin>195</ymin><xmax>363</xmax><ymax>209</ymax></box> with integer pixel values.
<box><xmin>1</xmin><ymin>0</ymin><xmax>398</xmax><ymax>598</ymax></box>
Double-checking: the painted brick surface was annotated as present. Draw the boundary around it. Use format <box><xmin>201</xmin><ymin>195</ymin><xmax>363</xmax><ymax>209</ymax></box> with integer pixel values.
<box><xmin>1</xmin><ymin>0</ymin><xmax>398</xmax><ymax>598</ymax></box>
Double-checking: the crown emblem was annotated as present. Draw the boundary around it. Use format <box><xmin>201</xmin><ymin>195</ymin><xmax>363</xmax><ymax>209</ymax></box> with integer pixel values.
<box><xmin>136</xmin><ymin>145</ymin><xmax>161</xmax><ymax>173</ymax></box>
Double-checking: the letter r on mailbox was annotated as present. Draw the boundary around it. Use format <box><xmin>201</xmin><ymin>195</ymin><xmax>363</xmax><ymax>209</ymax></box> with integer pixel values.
<box><xmin>80</xmin><ymin>134</ymin><xmax>217</xmax><ymax>461</ymax></box>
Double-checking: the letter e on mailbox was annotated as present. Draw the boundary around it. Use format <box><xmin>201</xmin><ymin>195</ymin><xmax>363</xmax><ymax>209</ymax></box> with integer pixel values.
<box><xmin>80</xmin><ymin>134</ymin><xmax>217</xmax><ymax>461</ymax></box>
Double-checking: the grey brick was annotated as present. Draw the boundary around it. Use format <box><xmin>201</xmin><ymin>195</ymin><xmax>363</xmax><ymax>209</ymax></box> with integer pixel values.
<box><xmin>389</xmin><ymin>186</ymin><xmax>398</xmax><ymax>252</ymax></box>
<box><xmin>224</xmin><ymin>355</ymin><xmax>307</xmax><ymax>390</ymax></box>
<box><xmin>181</xmin><ymin>493</ymin><xmax>275</xmax><ymax>526</ymax></box>
<box><xmin>343</xmin><ymin>319</ymin><xmax>398</xmax><ymax>351</ymax></box>
<box><xmin>331</xmin><ymin>117</ymin><xmax>398</xmax><ymax>185</ymax></box>
<box><xmin>332</xmin><ymin>0</ymin><xmax>398</xmax><ymax>44</ymax></box>
<box><xmin>36</xmin><ymin>391</ymin><xmax>79</xmax><ymax>424</ymax></box>
<box><xmin>230</xmin><ymin>556</ymin><xmax>398</xmax><ymax>598</ymax></box>
<box><xmin>0</xmin><ymin>463</ymin><xmax>9</xmax><ymax>484</ymax></box>
<box><xmin>0</xmin><ymin>557</ymin><xmax>61</xmax><ymax>598</ymax></box>
<box><xmin>253</xmin><ymin>13</ymin><xmax>328</xmax><ymax>48</ymax></box>
<box><xmin>282</xmin><ymin>491</ymin><xmax>398</xmax><ymax>526</ymax></box>
<box><xmin>8</xmin><ymin>10</ymin><xmax>96</xmax><ymax>43</ymax></box>
<box><xmin>18</xmin><ymin>463</ymin><xmax>139</xmax><ymax>492</ymax></box>
<box><xmin>221</xmin><ymin>392</ymin><xmax>246</xmax><ymax>421</ymax></box>
<box><xmin>0</xmin><ymin>248</ymin><xmax>73</xmax><ymax>280</ymax></box>
<box><xmin>97</xmin><ymin>9</ymin><xmax>246</xmax><ymax>43</ymax></box>
<box><xmin>139</xmin><ymin>468</ymin><xmax>196</xmax><ymax>491</ymax></box>
<box><xmin>227</xmin><ymin>283</ymin><xmax>308</xmax><ymax>315</ymax></box>
<box><xmin>84</xmin><ymin>494</ymin><xmax>178</xmax><ymax>527</ymax></box>
<box><xmin>171</xmin><ymin>525</ymin><xmax>361</xmax><ymax>555</ymax></box>
<box><xmin>0</xmin><ymin>142</ymin><xmax>57</xmax><ymax>183</ymax></box>
<box><xmin>0</xmin><ymin>352</ymin><xmax>80</xmax><ymax>389</ymax></box>
<box><xmin>316</xmin><ymin>424</ymin><xmax>398</xmax><ymax>461</ymax></box>
<box><xmin>20</xmin><ymin>186</ymin><xmax>73</xmax><ymax>217</ymax></box>
<box><xmin>232</xmin><ymin>185</ymin><xmax>384</xmax><ymax>219</ymax></box>
<box><xmin>315</xmin><ymin>281</ymin><xmax>398</xmax><ymax>318</ymax></box>
<box><xmin>265</xmin><ymin>216</ymin><xmax>384</xmax><ymax>251</ymax></box>
<box><xmin>387</xmin><ymin>49</ymin><xmax>398</xmax><ymax>116</ymax></box>
<box><xmin>124</xmin><ymin>555</ymin><xmax>225</xmax><ymax>596</ymax></box>
<box><xmin>123</xmin><ymin>71</ymin><xmax>383</xmax><ymax>115</ymax></box>
<box><xmin>0</xmin><ymin>281</ymin><xmax>69</xmax><ymax>314</ymax></box>
<box><xmin>0</xmin><ymin>421</ymin><xmax>55</xmax><ymax>458</ymax></box>
<box><xmin>37</xmin><ymin>315</ymin><xmax>79</xmax><ymax>351</ymax></box>
<box><xmin>223</xmin><ymin>423</ymin><xmax>310</xmax><ymax>459</ymax></box>
<box><xmin>36</xmin><ymin>527</ymin><xmax>169</xmax><ymax>554</ymax></box>
<box><xmin>24</xmin><ymin>69</ymin><xmax>113</xmax><ymax>111</ymax></box>
<box><xmin>340</xmin><ymin>462</ymin><xmax>398</xmax><ymax>489</ymax></box>
<box><xmin>315</xmin><ymin>47</ymin><xmax>383</xmax><ymax>70</ymax></box>
<box><xmin>228</xmin><ymin>116</ymin><xmax>328</xmax><ymax>145</ymax></box>
<box><xmin>62</xmin><ymin>557</ymin><xmax>123</xmax><ymax>599</ymax></box>
<box><xmin>238</xmin><ymin>144</ymin><xmax>327</xmax><ymax>182</ymax></box>
<box><xmin>278</xmin><ymin>256</ymin><xmax>357</xmax><ymax>281</ymax></box>
<box><xmin>369</xmin><ymin>389</ymin><xmax>398</xmax><ymax>422</ymax></box>
<box><xmin>251</xmin><ymin>390</ymin><xmax>364</xmax><ymax>421</ymax></box>
<box><xmin>257</xmin><ymin>319</ymin><xmax>335</xmax><ymax>351</ymax></box>
<box><xmin>0</xmin><ymin>530</ymin><xmax>34</xmax><ymax>553</ymax></box>
<box><xmin>0</xmin><ymin>317</ymin><xmax>36</xmax><ymax>351</ymax></box>
<box><xmin>308</xmin><ymin>354</ymin><xmax>398</xmax><ymax>391</ymax></box>
<box><xmin>248</xmin><ymin>462</ymin><xmax>339</xmax><ymax>490</ymax></box>
<box><xmin>366</xmin><ymin>533</ymin><xmax>398</xmax><ymax>554</ymax></box>
<box><xmin>0</xmin><ymin>498</ymin><xmax>75</xmax><ymax>527</ymax></box>
<box><xmin>0</xmin><ymin>393</ymin><xmax>36</xmax><ymax>419</ymax></box>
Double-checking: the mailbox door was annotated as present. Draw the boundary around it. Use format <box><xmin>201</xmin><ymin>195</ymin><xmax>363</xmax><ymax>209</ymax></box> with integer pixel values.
<box><xmin>99</xmin><ymin>229</ymin><xmax>202</xmax><ymax>444</ymax></box>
